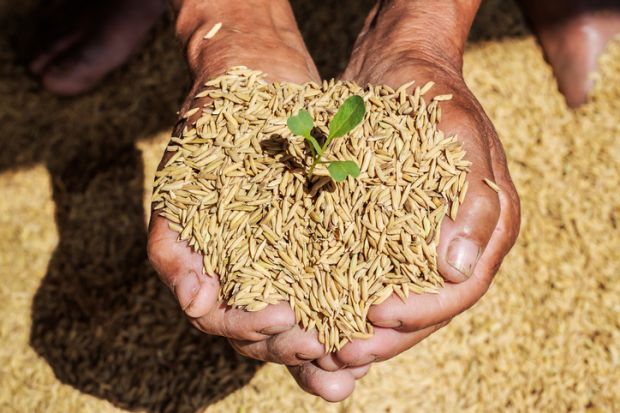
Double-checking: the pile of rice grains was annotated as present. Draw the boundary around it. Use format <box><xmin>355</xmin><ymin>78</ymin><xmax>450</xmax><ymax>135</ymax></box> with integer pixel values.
<box><xmin>152</xmin><ymin>67</ymin><xmax>469</xmax><ymax>351</ymax></box>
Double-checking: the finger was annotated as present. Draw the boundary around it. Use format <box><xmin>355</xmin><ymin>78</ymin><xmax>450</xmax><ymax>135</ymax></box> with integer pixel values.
<box><xmin>368</xmin><ymin>172</ymin><xmax>519</xmax><ymax>331</ymax></box>
<box><xmin>315</xmin><ymin>353</ymin><xmax>347</xmax><ymax>372</ymax></box>
<box><xmin>487</xmin><ymin>128</ymin><xmax>521</xmax><ymax>255</ymax></box>
<box><xmin>267</xmin><ymin>325</ymin><xmax>326</xmax><ymax>363</ymax></box>
<box><xmin>315</xmin><ymin>356</ymin><xmax>373</xmax><ymax>375</ymax></box>
<box><xmin>192</xmin><ymin>301</ymin><xmax>296</xmax><ymax>342</ymax></box>
<box><xmin>228</xmin><ymin>325</ymin><xmax>325</xmax><ymax>365</ymax></box>
<box><xmin>149</xmin><ymin>214</ymin><xmax>295</xmax><ymax>341</ymax></box>
<box><xmin>333</xmin><ymin>322</ymin><xmax>448</xmax><ymax>367</ymax></box>
<box><xmin>310</xmin><ymin>360</ymin><xmax>371</xmax><ymax>379</ymax></box>
<box><xmin>288</xmin><ymin>363</ymin><xmax>356</xmax><ymax>402</ymax></box>
<box><xmin>436</xmin><ymin>172</ymin><xmax>500</xmax><ymax>283</ymax></box>
<box><xmin>469</xmin><ymin>179</ymin><xmax>520</xmax><ymax>286</ymax></box>
<box><xmin>348</xmin><ymin>363</ymin><xmax>372</xmax><ymax>379</ymax></box>
<box><xmin>148</xmin><ymin>113</ymin><xmax>218</xmax><ymax>320</ymax></box>
<box><xmin>228</xmin><ymin>338</ymin><xmax>270</xmax><ymax>362</ymax></box>
<box><xmin>148</xmin><ymin>214</ymin><xmax>217</xmax><ymax>318</ymax></box>
<box><xmin>436</xmin><ymin>106</ymin><xmax>501</xmax><ymax>283</ymax></box>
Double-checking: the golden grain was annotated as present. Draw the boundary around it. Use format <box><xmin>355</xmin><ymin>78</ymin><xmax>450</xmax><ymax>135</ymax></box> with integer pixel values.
<box><xmin>152</xmin><ymin>67</ymin><xmax>468</xmax><ymax>351</ymax></box>
<box><xmin>483</xmin><ymin>178</ymin><xmax>501</xmax><ymax>193</ymax></box>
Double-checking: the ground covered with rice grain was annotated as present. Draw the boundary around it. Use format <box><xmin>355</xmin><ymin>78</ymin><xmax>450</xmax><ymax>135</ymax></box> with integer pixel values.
<box><xmin>0</xmin><ymin>1</ymin><xmax>618</xmax><ymax>412</ymax></box>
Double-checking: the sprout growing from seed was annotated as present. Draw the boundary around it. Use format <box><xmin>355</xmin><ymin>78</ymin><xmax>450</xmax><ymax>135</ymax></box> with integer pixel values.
<box><xmin>287</xmin><ymin>95</ymin><xmax>365</xmax><ymax>182</ymax></box>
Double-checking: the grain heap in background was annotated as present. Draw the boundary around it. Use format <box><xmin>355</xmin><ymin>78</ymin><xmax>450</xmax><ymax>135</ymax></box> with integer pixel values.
<box><xmin>3</xmin><ymin>1</ymin><xmax>620</xmax><ymax>411</ymax></box>
<box><xmin>152</xmin><ymin>67</ymin><xmax>469</xmax><ymax>351</ymax></box>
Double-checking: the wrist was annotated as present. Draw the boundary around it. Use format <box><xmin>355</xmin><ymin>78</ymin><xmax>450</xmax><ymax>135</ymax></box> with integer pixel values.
<box><xmin>375</xmin><ymin>0</ymin><xmax>480</xmax><ymax>71</ymax></box>
<box><xmin>171</xmin><ymin>0</ymin><xmax>300</xmax><ymax>80</ymax></box>
<box><xmin>172</xmin><ymin>0</ymin><xmax>227</xmax><ymax>52</ymax></box>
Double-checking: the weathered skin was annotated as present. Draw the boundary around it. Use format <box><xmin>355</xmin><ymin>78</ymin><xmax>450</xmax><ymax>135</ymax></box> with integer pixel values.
<box><xmin>150</xmin><ymin>0</ymin><xmax>367</xmax><ymax>402</ymax></box>
<box><xmin>31</xmin><ymin>0</ymin><xmax>524</xmax><ymax>401</ymax></box>
<box><xmin>315</xmin><ymin>0</ymin><xmax>520</xmax><ymax>376</ymax></box>
<box><xmin>147</xmin><ymin>0</ymin><xmax>521</xmax><ymax>401</ymax></box>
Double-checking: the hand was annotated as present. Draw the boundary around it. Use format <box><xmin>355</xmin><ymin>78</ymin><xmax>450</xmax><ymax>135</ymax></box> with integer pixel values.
<box><xmin>316</xmin><ymin>0</ymin><xmax>521</xmax><ymax>371</ymax></box>
<box><xmin>148</xmin><ymin>0</ymin><xmax>372</xmax><ymax>401</ymax></box>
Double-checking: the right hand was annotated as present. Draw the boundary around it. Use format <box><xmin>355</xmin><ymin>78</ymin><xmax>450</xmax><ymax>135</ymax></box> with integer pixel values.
<box><xmin>149</xmin><ymin>0</ymin><xmax>372</xmax><ymax>401</ymax></box>
<box><xmin>315</xmin><ymin>0</ymin><xmax>521</xmax><ymax>373</ymax></box>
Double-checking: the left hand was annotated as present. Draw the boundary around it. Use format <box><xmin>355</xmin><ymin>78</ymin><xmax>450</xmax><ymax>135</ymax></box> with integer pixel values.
<box><xmin>151</xmin><ymin>0</ymin><xmax>373</xmax><ymax>401</ymax></box>
<box><xmin>315</xmin><ymin>0</ymin><xmax>521</xmax><ymax>371</ymax></box>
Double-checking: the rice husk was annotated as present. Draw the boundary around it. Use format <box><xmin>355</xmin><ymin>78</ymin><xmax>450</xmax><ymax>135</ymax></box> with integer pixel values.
<box><xmin>152</xmin><ymin>67</ymin><xmax>469</xmax><ymax>351</ymax></box>
<box><xmin>2</xmin><ymin>0</ymin><xmax>619</xmax><ymax>411</ymax></box>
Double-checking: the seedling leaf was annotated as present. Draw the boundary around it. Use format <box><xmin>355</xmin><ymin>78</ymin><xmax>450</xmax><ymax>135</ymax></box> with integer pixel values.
<box><xmin>327</xmin><ymin>161</ymin><xmax>361</xmax><ymax>182</ymax></box>
<box><xmin>287</xmin><ymin>109</ymin><xmax>321</xmax><ymax>154</ymax></box>
<box><xmin>328</xmin><ymin>95</ymin><xmax>365</xmax><ymax>140</ymax></box>
<box><xmin>287</xmin><ymin>109</ymin><xmax>313</xmax><ymax>136</ymax></box>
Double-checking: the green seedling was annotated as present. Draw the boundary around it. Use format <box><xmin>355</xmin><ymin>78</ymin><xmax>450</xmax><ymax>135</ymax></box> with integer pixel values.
<box><xmin>287</xmin><ymin>95</ymin><xmax>365</xmax><ymax>182</ymax></box>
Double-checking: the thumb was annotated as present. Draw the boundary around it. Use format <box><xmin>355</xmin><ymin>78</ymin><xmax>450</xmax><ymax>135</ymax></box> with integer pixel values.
<box><xmin>148</xmin><ymin>213</ymin><xmax>219</xmax><ymax>318</ymax></box>
<box><xmin>437</xmin><ymin>170</ymin><xmax>500</xmax><ymax>283</ymax></box>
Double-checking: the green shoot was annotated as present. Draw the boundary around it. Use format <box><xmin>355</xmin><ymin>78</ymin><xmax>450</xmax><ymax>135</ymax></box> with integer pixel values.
<box><xmin>286</xmin><ymin>109</ymin><xmax>321</xmax><ymax>155</ymax></box>
<box><xmin>327</xmin><ymin>161</ymin><xmax>360</xmax><ymax>182</ymax></box>
<box><xmin>287</xmin><ymin>95</ymin><xmax>365</xmax><ymax>182</ymax></box>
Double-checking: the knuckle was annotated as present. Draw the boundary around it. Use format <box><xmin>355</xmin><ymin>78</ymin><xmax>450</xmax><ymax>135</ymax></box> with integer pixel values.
<box><xmin>222</xmin><ymin>312</ymin><xmax>261</xmax><ymax>341</ymax></box>
<box><xmin>287</xmin><ymin>358</ymin><xmax>307</xmax><ymax>366</ymax></box>
<box><xmin>182</xmin><ymin>304</ymin><xmax>198</xmax><ymax>319</ymax></box>
<box><xmin>229</xmin><ymin>340</ymin><xmax>249</xmax><ymax>357</ymax></box>
<box><xmin>190</xmin><ymin>314</ymin><xmax>222</xmax><ymax>337</ymax></box>
<box><xmin>266</xmin><ymin>338</ymin><xmax>299</xmax><ymax>365</ymax></box>
<box><xmin>316</xmin><ymin>357</ymin><xmax>341</xmax><ymax>372</ymax></box>
<box><xmin>265</xmin><ymin>339</ymin><xmax>285</xmax><ymax>363</ymax></box>
<box><xmin>180</xmin><ymin>25</ymin><xmax>206</xmax><ymax>73</ymax></box>
<box><xmin>222</xmin><ymin>314</ymin><xmax>238</xmax><ymax>339</ymax></box>
<box><xmin>490</xmin><ymin>195</ymin><xmax>522</xmax><ymax>259</ymax></box>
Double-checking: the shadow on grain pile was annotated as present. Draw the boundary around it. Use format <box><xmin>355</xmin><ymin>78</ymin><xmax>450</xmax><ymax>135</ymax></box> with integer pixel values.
<box><xmin>0</xmin><ymin>4</ymin><xmax>259</xmax><ymax>413</ymax></box>
<box><xmin>0</xmin><ymin>0</ymin><xmax>534</xmax><ymax>411</ymax></box>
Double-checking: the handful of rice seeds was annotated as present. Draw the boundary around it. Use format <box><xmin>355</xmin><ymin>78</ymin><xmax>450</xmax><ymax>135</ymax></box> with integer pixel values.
<box><xmin>152</xmin><ymin>67</ymin><xmax>470</xmax><ymax>352</ymax></box>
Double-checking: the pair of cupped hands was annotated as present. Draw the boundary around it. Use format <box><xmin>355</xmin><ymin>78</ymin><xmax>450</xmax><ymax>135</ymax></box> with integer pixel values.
<box><xmin>148</xmin><ymin>3</ymin><xmax>521</xmax><ymax>402</ymax></box>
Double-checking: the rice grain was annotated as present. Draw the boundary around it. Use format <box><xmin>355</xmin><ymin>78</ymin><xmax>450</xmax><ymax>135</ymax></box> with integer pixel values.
<box><xmin>152</xmin><ymin>67</ymin><xmax>469</xmax><ymax>351</ymax></box>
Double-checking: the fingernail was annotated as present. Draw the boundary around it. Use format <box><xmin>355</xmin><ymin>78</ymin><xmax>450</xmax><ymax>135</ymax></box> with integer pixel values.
<box><xmin>260</xmin><ymin>324</ymin><xmax>293</xmax><ymax>335</ymax></box>
<box><xmin>372</xmin><ymin>319</ymin><xmax>402</xmax><ymax>328</ymax></box>
<box><xmin>296</xmin><ymin>353</ymin><xmax>315</xmax><ymax>361</ymax></box>
<box><xmin>447</xmin><ymin>237</ymin><xmax>482</xmax><ymax>277</ymax></box>
<box><xmin>173</xmin><ymin>271</ymin><xmax>201</xmax><ymax>311</ymax></box>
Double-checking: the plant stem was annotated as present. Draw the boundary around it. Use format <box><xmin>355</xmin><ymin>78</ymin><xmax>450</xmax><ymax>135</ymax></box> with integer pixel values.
<box><xmin>307</xmin><ymin>138</ymin><xmax>332</xmax><ymax>178</ymax></box>
<box><xmin>307</xmin><ymin>151</ymin><xmax>325</xmax><ymax>178</ymax></box>
<box><xmin>307</xmin><ymin>158</ymin><xmax>320</xmax><ymax>178</ymax></box>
